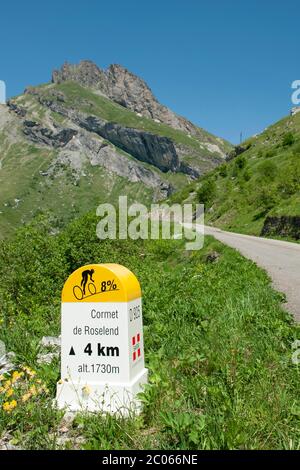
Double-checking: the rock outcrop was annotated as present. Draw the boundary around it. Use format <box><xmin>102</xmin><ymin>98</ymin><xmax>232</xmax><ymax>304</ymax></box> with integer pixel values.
<box><xmin>24</xmin><ymin>94</ymin><xmax>198</xmax><ymax>177</ymax></box>
<box><xmin>47</xmin><ymin>128</ymin><xmax>173</xmax><ymax>200</ymax></box>
<box><xmin>7</xmin><ymin>100</ymin><xmax>27</xmax><ymax>117</ymax></box>
<box><xmin>77</xmin><ymin>115</ymin><xmax>180</xmax><ymax>173</ymax></box>
<box><xmin>23</xmin><ymin>120</ymin><xmax>78</xmax><ymax>148</ymax></box>
<box><xmin>261</xmin><ymin>216</ymin><xmax>300</xmax><ymax>240</ymax></box>
<box><xmin>226</xmin><ymin>145</ymin><xmax>248</xmax><ymax>161</ymax></box>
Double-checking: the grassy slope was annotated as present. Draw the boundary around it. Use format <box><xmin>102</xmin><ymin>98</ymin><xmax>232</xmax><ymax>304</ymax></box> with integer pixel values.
<box><xmin>28</xmin><ymin>81</ymin><xmax>231</xmax><ymax>160</ymax></box>
<box><xmin>0</xmin><ymin>103</ymin><xmax>160</xmax><ymax>239</ymax></box>
<box><xmin>0</xmin><ymin>138</ymin><xmax>154</xmax><ymax>239</ymax></box>
<box><xmin>170</xmin><ymin>112</ymin><xmax>300</xmax><ymax>235</ymax></box>
<box><xmin>0</xmin><ymin>214</ymin><xmax>299</xmax><ymax>450</ymax></box>
<box><xmin>51</xmin><ymin>82</ymin><xmax>231</xmax><ymax>156</ymax></box>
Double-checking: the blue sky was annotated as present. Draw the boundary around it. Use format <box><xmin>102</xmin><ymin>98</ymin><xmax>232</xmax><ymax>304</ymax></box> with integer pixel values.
<box><xmin>0</xmin><ymin>0</ymin><xmax>299</xmax><ymax>143</ymax></box>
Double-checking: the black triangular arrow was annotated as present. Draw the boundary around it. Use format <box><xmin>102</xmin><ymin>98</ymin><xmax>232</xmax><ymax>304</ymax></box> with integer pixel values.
<box><xmin>69</xmin><ymin>346</ymin><xmax>75</xmax><ymax>356</ymax></box>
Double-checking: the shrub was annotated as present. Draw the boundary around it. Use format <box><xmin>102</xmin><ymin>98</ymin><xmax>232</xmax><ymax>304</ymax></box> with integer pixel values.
<box><xmin>257</xmin><ymin>149</ymin><xmax>263</xmax><ymax>158</ymax></box>
<box><xmin>257</xmin><ymin>188</ymin><xmax>278</xmax><ymax>211</ymax></box>
<box><xmin>282</xmin><ymin>132</ymin><xmax>295</xmax><ymax>147</ymax></box>
<box><xmin>235</xmin><ymin>155</ymin><xmax>246</xmax><ymax>170</ymax></box>
<box><xmin>219</xmin><ymin>164</ymin><xmax>228</xmax><ymax>177</ymax></box>
<box><xmin>243</xmin><ymin>169</ymin><xmax>251</xmax><ymax>182</ymax></box>
<box><xmin>257</xmin><ymin>160</ymin><xmax>277</xmax><ymax>180</ymax></box>
<box><xmin>277</xmin><ymin>162</ymin><xmax>300</xmax><ymax>196</ymax></box>
<box><xmin>197</xmin><ymin>179</ymin><xmax>216</xmax><ymax>206</ymax></box>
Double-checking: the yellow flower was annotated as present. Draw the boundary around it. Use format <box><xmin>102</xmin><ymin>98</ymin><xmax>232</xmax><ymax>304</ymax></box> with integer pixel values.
<box><xmin>3</xmin><ymin>380</ymin><xmax>12</xmax><ymax>390</ymax></box>
<box><xmin>25</xmin><ymin>368</ymin><xmax>36</xmax><ymax>378</ymax></box>
<box><xmin>21</xmin><ymin>393</ymin><xmax>31</xmax><ymax>403</ymax></box>
<box><xmin>3</xmin><ymin>401</ymin><xmax>11</xmax><ymax>411</ymax></box>
<box><xmin>82</xmin><ymin>385</ymin><xmax>92</xmax><ymax>397</ymax></box>
<box><xmin>2</xmin><ymin>400</ymin><xmax>17</xmax><ymax>413</ymax></box>
<box><xmin>11</xmin><ymin>371</ymin><xmax>22</xmax><ymax>383</ymax></box>
<box><xmin>5</xmin><ymin>388</ymin><xmax>14</xmax><ymax>398</ymax></box>
<box><xmin>0</xmin><ymin>374</ymin><xmax>5</xmax><ymax>381</ymax></box>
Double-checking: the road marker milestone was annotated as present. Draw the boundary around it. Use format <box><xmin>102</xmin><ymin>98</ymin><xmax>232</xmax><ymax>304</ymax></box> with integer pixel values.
<box><xmin>56</xmin><ymin>263</ymin><xmax>148</xmax><ymax>414</ymax></box>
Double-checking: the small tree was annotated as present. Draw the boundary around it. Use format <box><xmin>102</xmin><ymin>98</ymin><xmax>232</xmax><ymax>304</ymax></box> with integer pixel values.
<box><xmin>235</xmin><ymin>155</ymin><xmax>246</xmax><ymax>170</ymax></box>
<box><xmin>219</xmin><ymin>164</ymin><xmax>228</xmax><ymax>177</ymax></box>
<box><xmin>197</xmin><ymin>179</ymin><xmax>216</xmax><ymax>206</ymax></box>
<box><xmin>232</xmin><ymin>155</ymin><xmax>246</xmax><ymax>176</ymax></box>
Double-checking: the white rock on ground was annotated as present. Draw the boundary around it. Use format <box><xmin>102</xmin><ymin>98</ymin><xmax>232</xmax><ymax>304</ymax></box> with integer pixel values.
<box><xmin>37</xmin><ymin>336</ymin><xmax>61</xmax><ymax>364</ymax></box>
<box><xmin>0</xmin><ymin>352</ymin><xmax>16</xmax><ymax>375</ymax></box>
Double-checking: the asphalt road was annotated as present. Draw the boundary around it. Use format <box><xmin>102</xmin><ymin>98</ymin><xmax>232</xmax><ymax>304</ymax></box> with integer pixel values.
<box><xmin>204</xmin><ymin>226</ymin><xmax>300</xmax><ymax>322</ymax></box>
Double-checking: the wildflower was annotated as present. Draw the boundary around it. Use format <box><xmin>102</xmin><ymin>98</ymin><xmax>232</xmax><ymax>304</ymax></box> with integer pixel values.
<box><xmin>22</xmin><ymin>366</ymin><xmax>36</xmax><ymax>377</ymax></box>
<box><xmin>21</xmin><ymin>393</ymin><xmax>31</xmax><ymax>403</ymax></box>
<box><xmin>5</xmin><ymin>388</ymin><xmax>14</xmax><ymax>398</ymax></box>
<box><xmin>3</xmin><ymin>401</ymin><xmax>11</xmax><ymax>412</ymax></box>
<box><xmin>3</xmin><ymin>380</ymin><xmax>12</xmax><ymax>390</ymax></box>
<box><xmin>0</xmin><ymin>374</ymin><xmax>5</xmax><ymax>381</ymax></box>
<box><xmin>12</xmin><ymin>371</ymin><xmax>23</xmax><ymax>383</ymax></box>
<box><xmin>2</xmin><ymin>400</ymin><xmax>17</xmax><ymax>413</ymax></box>
<box><xmin>82</xmin><ymin>385</ymin><xmax>92</xmax><ymax>397</ymax></box>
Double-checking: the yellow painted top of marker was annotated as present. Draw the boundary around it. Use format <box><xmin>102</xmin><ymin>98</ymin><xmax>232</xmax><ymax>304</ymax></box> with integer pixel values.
<box><xmin>62</xmin><ymin>263</ymin><xmax>141</xmax><ymax>303</ymax></box>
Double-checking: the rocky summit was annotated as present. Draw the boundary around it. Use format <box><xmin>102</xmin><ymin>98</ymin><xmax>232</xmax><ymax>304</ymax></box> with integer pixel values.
<box><xmin>0</xmin><ymin>60</ymin><xmax>231</xmax><ymax>237</ymax></box>
<box><xmin>52</xmin><ymin>61</ymin><xmax>196</xmax><ymax>134</ymax></box>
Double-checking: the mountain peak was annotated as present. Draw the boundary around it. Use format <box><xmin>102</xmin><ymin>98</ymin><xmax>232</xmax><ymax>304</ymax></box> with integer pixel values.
<box><xmin>51</xmin><ymin>60</ymin><xmax>196</xmax><ymax>134</ymax></box>
<box><xmin>52</xmin><ymin>60</ymin><xmax>106</xmax><ymax>90</ymax></box>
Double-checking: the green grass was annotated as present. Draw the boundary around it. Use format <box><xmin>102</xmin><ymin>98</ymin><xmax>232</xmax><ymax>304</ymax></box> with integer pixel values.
<box><xmin>0</xmin><ymin>213</ymin><xmax>299</xmax><ymax>449</ymax></box>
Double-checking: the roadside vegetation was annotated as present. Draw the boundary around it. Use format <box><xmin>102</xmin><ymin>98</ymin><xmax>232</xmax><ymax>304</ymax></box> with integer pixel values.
<box><xmin>169</xmin><ymin>112</ymin><xmax>300</xmax><ymax>236</ymax></box>
<box><xmin>0</xmin><ymin>213</ymin><xmax>299</xmax><ymax>449</ymax></box>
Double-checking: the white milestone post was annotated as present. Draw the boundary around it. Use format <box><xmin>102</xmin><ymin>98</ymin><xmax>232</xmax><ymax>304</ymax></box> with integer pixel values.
<box><xmin>56</xmin><ymin>263</ymin><xmax>148</xmax><ymax>414</ymax></box>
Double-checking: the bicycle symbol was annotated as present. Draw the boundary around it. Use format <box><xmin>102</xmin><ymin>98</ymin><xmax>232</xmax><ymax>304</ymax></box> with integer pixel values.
<box><xmin>73</xmin><ymin>282</ymin><xmax>97</xmax><ymax>300</ymax></box>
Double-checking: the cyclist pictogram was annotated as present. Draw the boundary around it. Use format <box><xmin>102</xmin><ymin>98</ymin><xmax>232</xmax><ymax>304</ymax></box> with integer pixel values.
<box><xmin>72</xmin><ymin>269</ymin><xmax>119</xmax><ymax>300</ymax></box>
<box><xmin>73</xmin><ymin>269</ymin><xmax>96</xmax><ymax>300</ymax></box>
